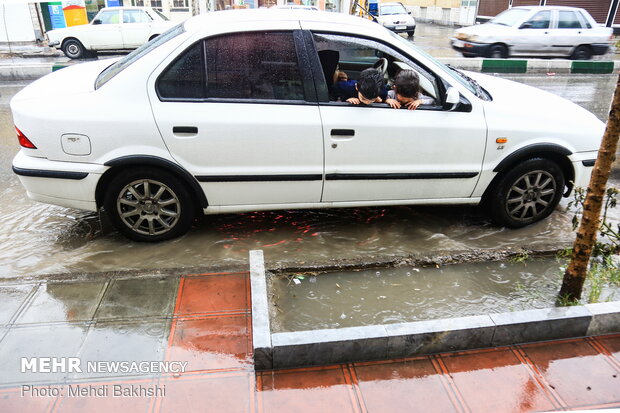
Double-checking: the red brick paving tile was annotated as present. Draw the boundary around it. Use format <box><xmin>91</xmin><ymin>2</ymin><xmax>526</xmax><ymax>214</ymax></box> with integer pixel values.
<box><xmin>353</xmin><ymin>358</ymin><xmax>459</xmax><ymax>413</ymax></box>
<box><xmin>521</xmin><ymin>340</ymin><xmax>620</xmax><ymax>408</ymax></box>
<box><xmin>167</xmin><ymin>316</ymin><xmax>252</xmax><ymax>372</ymax></box>
<box><xmin>259</xmin><ymin>367</ymin><xmax>357</xmax><ymax>413</ymax></box>
<box><xmin>596</xmin><ymin>334</ymin><xmax>620</xmax><ymax>364</ymax></box>
<box><xmin>157</xmin><ymin>372</ymin><xmax>252</xmax><ymax>413</ymax></box>
<box><xmin>53</xmin><ymin>381</ymin><xmax>153</xmax><ymax>413</ymax></box>
<box><xmin>176</xmin><ymin>274</ymin><xmax>248</xmax><ymax>316</ymax></box>
<box><xmin>441</xmin><ymin>348</ymin><xmax>556</xmax><ymax>413</ymax></box>
<box><xmin>0</xmin><ymin>387</ymin><xmax>55</xmax><ymax>413</ymax></box>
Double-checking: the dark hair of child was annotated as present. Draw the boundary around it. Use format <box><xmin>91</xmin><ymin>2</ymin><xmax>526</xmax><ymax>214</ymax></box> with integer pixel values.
<box><xmin>356</xmin><ymin>68</ymin><xmax>384</xmax><ymax>100</ymax></box>
<box><xmin>393</xmin><ymin>70</ymin><xmax>421</xmax><ymax>99</ymax></box>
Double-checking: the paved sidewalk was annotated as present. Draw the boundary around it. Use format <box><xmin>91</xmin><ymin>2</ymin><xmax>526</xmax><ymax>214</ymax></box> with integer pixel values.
<box><xmin>0</xmin><ymin>271</ymin><xmax>619</xmax><ymax>413</ymax></box>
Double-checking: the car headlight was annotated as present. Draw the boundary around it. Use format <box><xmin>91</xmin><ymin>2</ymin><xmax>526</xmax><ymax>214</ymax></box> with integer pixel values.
<box><xmin>456</xmin><ymin>33</ymin><xmax>478</xmax><ymax>42</ymax></box>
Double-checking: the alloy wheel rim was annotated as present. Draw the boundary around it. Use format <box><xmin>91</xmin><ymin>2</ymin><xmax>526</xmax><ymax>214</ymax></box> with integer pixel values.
<box><xmin>116</xmin><ymin>179</ymin><xmax>181</xmax><ymax>236</ymax></box>
<box><xmin>505</xmin><ymin>170</ymin><xmax>556</xmax><ymax>222</ymax></box>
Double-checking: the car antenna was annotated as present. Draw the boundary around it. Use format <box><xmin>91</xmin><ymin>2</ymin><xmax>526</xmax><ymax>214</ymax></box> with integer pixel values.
<box><xmin>350</xmin><ymin>0</ymin><xmax>378</xmax><ymax>23</ymax></box>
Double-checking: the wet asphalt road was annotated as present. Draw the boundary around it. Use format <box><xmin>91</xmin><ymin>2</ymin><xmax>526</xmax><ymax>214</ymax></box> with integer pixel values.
<box><xmin>1</xmin><ymin>70</ymin><xmax>619</xmax><ymax>278</ymax></box>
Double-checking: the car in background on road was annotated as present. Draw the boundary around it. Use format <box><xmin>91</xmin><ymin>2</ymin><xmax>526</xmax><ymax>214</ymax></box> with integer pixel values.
<box><xmin>451</xmin><ymin>6</ymin><xmax>612</xmax><ymax>59</ymax></box>
<box><xmin>46</xmin><ymin>6</ymin><xmax>176</xmax><ymax>59</ymax></box>
<box><xmin>375</xmin><ymin>2</ymin><xmax>416</xmax><ymax>37</ymax></box>
<box><xmin>12</xmin><ymin>10</ymin><xmax>603</xmax><ymax>241</ymax></box>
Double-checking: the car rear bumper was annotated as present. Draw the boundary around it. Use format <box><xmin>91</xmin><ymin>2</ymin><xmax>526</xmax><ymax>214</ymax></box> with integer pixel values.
<box><xmin>591</xmin><ymin>43</ymin><xmax>610</xmax><ymax>55</ymax></box>
<box><xmin>12</xmin><ymin>151</ymin><xmax>103</xmax><ymax>212</ymax></box>
<box><xmin>450</xmin><ymin>38</ymin><xmax>490</xmax><ymax>57</ymax></box>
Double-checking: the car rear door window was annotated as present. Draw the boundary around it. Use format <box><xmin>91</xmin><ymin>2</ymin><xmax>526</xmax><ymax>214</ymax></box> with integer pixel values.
<box><xmin>558</xmin><ymin>11</ymin><xmax>583</xmax><ymax>29</ymax></box>
<box><xmin>157</xmin><ymin>41</ymin><xmax>204</xmax><ymax>99</ymax></box>
<box><xmin>123</xmin><ymin>10</ymin><xmax>151</xmax><ymax>23</ymax></box>
<box><xmin>205</xmin><ymin>32</ymin><xmax>305</xmax><ymax>101</ymax></box>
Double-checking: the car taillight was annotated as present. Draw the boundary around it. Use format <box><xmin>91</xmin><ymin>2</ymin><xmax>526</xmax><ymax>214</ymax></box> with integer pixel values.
<box><xmin>16</xmin><ymin>127</ymin><xmax>37</xmax><ymax>149</ymax></box>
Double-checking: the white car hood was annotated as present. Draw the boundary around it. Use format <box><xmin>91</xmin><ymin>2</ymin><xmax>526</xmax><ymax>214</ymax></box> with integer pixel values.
<box><xmin>456</xmin><ymin>23</ymin><xmax>513</xmax><ymax>37</ymax></box>
<box><xmin>468</xmin><ymin>72</ymin><xmax>604</xmax><ymax>152</ymax></box>
<box><xmin>11</xmin><ymin>59</ymin><xmax>119</xmax><ymax>102</ymax></box>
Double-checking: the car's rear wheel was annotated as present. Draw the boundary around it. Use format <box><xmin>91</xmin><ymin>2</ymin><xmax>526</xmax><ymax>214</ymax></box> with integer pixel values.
<box><xmin>571</xmin><ymin>45</ymin><xmax>592</xmax><ymax>60</ymax></box>
<box><xmin>104</xmin><ymin>168</ymin><xmax>195</xmax><ymax>242</ymax></box>
<box><xmin>489</xmin><ymin>158</ymin><xmax>564</xmax><ymax>228</ymax></box>
<box><xmin>62</xmin><ymin>39</ymin><xmax>86</xmax><ymax>59</ymax></box>
<box><xmin>487</xmin><ymin>44</ymin><xmax>508</xmax><ymax>59</ymax></box>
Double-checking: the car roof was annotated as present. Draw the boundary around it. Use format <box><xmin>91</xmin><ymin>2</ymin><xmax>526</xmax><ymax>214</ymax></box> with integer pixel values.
<box><xmin>511</xmin><ymin>5</ymin><xmax>588</xmax><ymax>11</ymax></box>
<box><xmin>184</xmin><ymin>9</ymin><xmax>380</xmax><ymax>33</ymax></box>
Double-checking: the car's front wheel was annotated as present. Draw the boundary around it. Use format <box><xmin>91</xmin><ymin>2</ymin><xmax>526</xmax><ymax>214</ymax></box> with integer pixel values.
<box><xmin>62</xmin><ymin>39</ymin><xmax>86</xmax><ymax>59</ymax></box>
<box><xmin>104</xmin><ymin>168</ymin><xmax>195</xmax><ymax>242</ymax></box>
<box><xmin>489</xmin><ymin>158</ymin><xmax>564</xmax><ymax>228</ymax></box>
<box><xmin>487</xmin><ymin>44</ymin><xmax>508</xmax><ymax>59</ymax></box>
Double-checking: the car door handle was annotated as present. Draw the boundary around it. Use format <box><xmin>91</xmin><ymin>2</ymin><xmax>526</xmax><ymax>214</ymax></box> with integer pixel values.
<box><xmin>331</xmin><ymin>129</ymin><xmax>355</xmax><ymax>137</ymax></box>
<box><xmin>173</xmin><ymin>126</ymin><xmax>198</xmax><ymax>135</ymax></box>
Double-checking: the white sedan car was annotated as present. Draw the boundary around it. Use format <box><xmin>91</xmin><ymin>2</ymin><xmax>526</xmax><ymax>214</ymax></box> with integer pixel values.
<box><xmin>46</xmin><ymin>6</ymin><xmax>176</xmax><ymax>59</ymax></box>
<box><xmin>451</xmin><ymin>6</ymin><xmax>612</xmax><ymax>59</ymax></box>
<box><xmin>12</xmin><ymin>10</ymin><xmax>603</xmax><ymax>241</ymax></box>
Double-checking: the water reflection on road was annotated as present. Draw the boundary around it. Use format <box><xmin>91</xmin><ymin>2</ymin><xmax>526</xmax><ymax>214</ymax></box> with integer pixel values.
<box><xmin>0</xmin><ymin>75</ymin><xmax>618</xmax><ymax>278</ymax></box>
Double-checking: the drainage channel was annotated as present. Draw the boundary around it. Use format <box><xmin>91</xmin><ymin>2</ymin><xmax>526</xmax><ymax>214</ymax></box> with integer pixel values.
<box><xmin>249</xmin><ymin>251</ymin><xmax>620</xmax><ymax>370</ymax></box>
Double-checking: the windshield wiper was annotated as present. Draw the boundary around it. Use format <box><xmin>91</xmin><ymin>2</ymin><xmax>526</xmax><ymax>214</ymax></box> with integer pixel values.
<box><xmin>446</xmin><ymin>64</ymin><xmax>486</xmax><ymax>98</ymax></box>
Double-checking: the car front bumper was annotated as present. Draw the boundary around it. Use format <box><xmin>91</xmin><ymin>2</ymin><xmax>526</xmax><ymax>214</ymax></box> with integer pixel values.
<box><xmin>12</xmin><ymin>151</ymin><xmax>103</xmax><ymax>212</ymax></box>
<box><xmin>383</xmin><ymin>24</ymin><xmax>415</xmax><ymax>34</ymax></box>
<box><xmin>450</xmin><ymin>38</ymin><xmax>491</xmax><ymax>57</ymax></box>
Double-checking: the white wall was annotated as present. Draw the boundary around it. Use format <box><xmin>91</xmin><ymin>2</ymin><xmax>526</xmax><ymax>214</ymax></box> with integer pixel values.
<box><xmin>0</xmin><ymin>3</ymin><xmax>36</xmax><ymax>42</ymax></box>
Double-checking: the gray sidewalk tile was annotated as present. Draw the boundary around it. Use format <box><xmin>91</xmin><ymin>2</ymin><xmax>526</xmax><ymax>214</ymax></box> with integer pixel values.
<box><xmin>0</xmin><ymin>285</ymin><xmax>36</xmax><ymax>325</ymax></box>
<box><xmin>16</xmin><ymin>281</ymin><xmax>107</xmax><ymax>324</ymax></box>
<box><xmin>74</xmin><ymin>320</ymin><xmax>170</xmax><ymax>380</ymax></box>
<box><xmin>94</xmin><ymin>277</ymin><xmax>177</xmax><ymax>320</ymax></box>
<box><xmin>0</xmin><ymin>323</ymin><xmax>90</xmax><ymax>385</ymax></box>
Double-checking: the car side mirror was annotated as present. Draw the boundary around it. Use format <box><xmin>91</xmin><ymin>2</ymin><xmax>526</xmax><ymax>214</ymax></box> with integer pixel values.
<box><xmin>92</xmin><ymin>19</ymin><xmax>102</xmax><ymax>25</ymax></box>
<box><xmin>445</xmin><ymin>87</ymin><xmax>460</xmax><ymax>111</ymax></box>
<box><xmin>519</xmin><ymin>22</ymin><xmax>532</xmax><ymax>29</ymax></box>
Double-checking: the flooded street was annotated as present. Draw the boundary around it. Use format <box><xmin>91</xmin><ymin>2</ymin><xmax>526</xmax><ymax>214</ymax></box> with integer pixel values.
<box><xmin>270</xmin><ymin>257</ymin><xmax>619</xmax><ymax>332</ymax></box>
<box><xmin>1</xmin><ymin>74</ymin><xmax>619</xmax><ymax>278</ymax></box>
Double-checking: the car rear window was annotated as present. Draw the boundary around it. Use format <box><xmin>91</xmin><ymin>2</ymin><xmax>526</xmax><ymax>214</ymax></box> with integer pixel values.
<box><xmin>95</xmin><ymin>23</ymin><xmax>184</xmax><ymax>89</ymax></box>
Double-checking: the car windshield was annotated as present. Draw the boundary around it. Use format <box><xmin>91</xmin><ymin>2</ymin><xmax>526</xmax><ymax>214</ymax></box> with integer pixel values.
<box><xmin>95</xmin><ymin>23</ymin><xmax>184</xmax><ymax>89</ymax></box>
<box><xmin>489</xmin><ymin>8</ymin><xmax>530</xmax><ymax>26</ymax></box>
<box><xmin>381</xmin><ymin>4</ymin><xmax>407</xmax><ymax>15</ymax></box>
<box><xmin>387</xmin><ymin>30</ymin><xmax>489</xmax><ymax>100</ymax></box>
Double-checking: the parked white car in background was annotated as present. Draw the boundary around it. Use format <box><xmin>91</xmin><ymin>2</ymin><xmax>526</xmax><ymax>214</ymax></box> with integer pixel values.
<box><xmin>375</xmin><ymin>2</ymin><xmax>416</xmax><ymax>37</ymax></box>
<box><xmin>451</xmin><ymin>6</ymin><xmax>612</xmax><ymax>59</ymax></box>
<box><xmin>47</xmin><ymin>6</ymin><xmax>176</xmax><ymax>59</ymax></box>
<box><xmin>12</xmin><ymin>10</ymin><xmax>603</xmax><ymax>241</ymax></box>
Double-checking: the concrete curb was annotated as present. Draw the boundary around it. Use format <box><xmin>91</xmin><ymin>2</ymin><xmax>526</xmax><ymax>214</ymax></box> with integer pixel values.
<box><xmin>2</xmin><ymin>58</ymin><xmax>619</xmax><ymax>82</ymax></box>
<box><xmin>250</xmin><ymin>251</ymin><xmax>620</xmax><ymax>370</ymax></box>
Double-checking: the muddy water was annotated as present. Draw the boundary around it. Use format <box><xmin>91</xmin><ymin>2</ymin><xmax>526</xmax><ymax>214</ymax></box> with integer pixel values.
<box><xmin>270</xmin><ymin>258</ymin><xmax>620</xmax><ymax>332</ymax></box>
<box><xmin>0</xmin><ymin>76</ymin><xmax>618</xmax><ymax>278</ymax></box>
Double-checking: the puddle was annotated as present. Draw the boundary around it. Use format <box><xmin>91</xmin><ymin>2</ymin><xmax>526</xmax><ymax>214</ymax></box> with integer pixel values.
<box><xmin>269</xmin><ymin>257</ymin><xmax>620</xmax><ymax>333</ymax></box>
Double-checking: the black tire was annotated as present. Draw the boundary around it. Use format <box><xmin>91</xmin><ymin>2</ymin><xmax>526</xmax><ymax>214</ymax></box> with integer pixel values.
<box><xmin>407</xmin><ymin>30</ymin><xmax>414</xmax><ymax>38</ymax></box>
<box><xmin>487</xmin><ymin>43</ymin><xmax>508</xmax><ymax>59</ymax></box>
<box><xmin>149</xmin><ymin>34</ymin><xmax>159</xmax><ymax>41</ymax></box>
<box><xmin>62</xmin><ymin>39</ymin><xmax>86</xmax><ymax>59</ymax></box>
<box><xmin>571</xmin><ymin>45</ymin><xmax>592</xmax><ymax>60</ymax></box>
<box><xmin>104</xmin><ymin>167</ymin><xmax>195</xmax><ymax>242</ymax></box>
<box><xmin>488</xmin><ymin>158</ymin><xmax>565</xmax><ymax>228</ymax></box>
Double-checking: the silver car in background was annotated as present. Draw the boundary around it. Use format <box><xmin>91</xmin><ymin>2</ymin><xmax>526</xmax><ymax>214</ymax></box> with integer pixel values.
<box><xmin>376</xmin><ymin>2</ymin><xmax>416</xmax><ymax>38</ymax></box>
<box><xmin>451</xmin><ymin>6</ymin><xmax>612</xmax><ymax>59</ymax></box>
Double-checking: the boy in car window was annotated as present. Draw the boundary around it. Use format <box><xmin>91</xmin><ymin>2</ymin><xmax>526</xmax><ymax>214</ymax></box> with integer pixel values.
<box><xmin>335</xmin><ymin>68</ymin><xmax>387</xmax><ymax>105</ymax></box>
<box><xmin>385</xmin><ymin>70</ymin><xmax>435</xmax><ymax>110</ymax></box>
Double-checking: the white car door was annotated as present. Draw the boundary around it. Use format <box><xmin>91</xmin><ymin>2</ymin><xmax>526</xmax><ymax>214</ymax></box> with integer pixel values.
<box><xmin>121</xmin><ymin>9</ymin><xmax>152</xmax><ymax>48</ymax></box>
<box><xmin>148</xmin><ymin>29</ymin><xmax>324</xmax><ymax>207</ymax></box>
<box><xmin>510</xmin><ymin>10</ymin><xmax>552</xmax><ymax>56</ymax></box>
<box><xmin>85</xmin><ymin>9</ymin><xmax>122</xmax><ymax>49</ymax></box>
<box><xmin>309</xmin><ymin>33</ymin><xmax>486</xmax><ymax>202</ymax></box>
<box><xmin>546</xmin><ymin>10</ymin><xmax>587</xmax><ymax>57</ymax></box>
